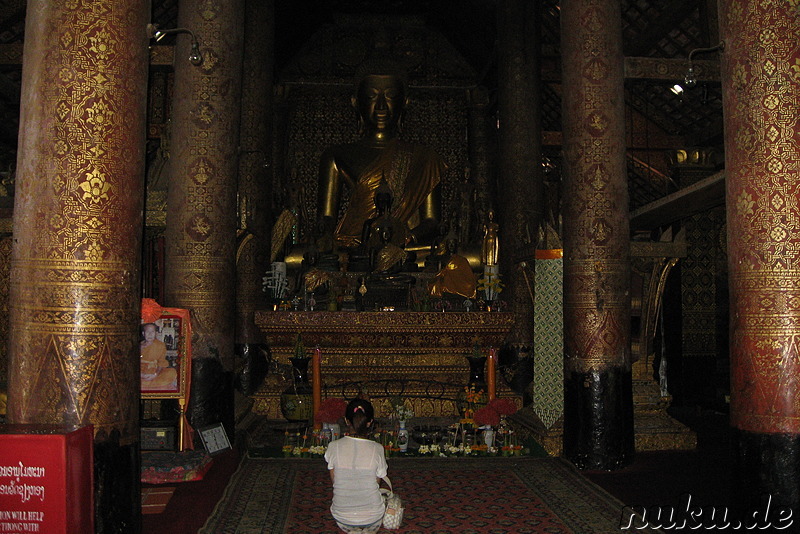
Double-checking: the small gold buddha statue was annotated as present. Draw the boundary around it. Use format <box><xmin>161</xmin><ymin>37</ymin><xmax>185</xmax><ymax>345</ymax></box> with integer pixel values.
<box><xmin>361</xmin><ymin>177</ymin><xmax>407</xmax><ymax>252</ymax></box>
<box><xmin>428</xmin><ymin>238</ymin><xmax>477</xmax><ymax>299</ymax></box>
<box><xmin>481</xmin><ymin>209</ymin><xmax>500</xmax><ymax>267</ymax></box>
<box><xmin>372</xmin><ymin>225</ymin><xmax>408</xmax><ymax>274</ymax></box>
<box><xmin>317</xmin><ymin>61</ymin><xmax>446</xmax><ymax>252</ymax></box>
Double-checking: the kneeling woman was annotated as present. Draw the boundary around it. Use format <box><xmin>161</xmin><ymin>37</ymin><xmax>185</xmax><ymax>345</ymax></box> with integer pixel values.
<box><xmin>324</xmin><ymin>398</ymin><xmax>388</xmax><ymax>533</ymax></box>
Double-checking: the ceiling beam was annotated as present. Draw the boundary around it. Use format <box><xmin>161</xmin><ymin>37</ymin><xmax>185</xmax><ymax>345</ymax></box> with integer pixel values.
<box><xmin>630</xmin><ymin>170</ymin><xmax>725</xmax><ymax>230</ymax></box>
<box><xmin>624</xmin><ymin>57</ymin><xmax>719</xmax><ymax>83</ymax></box>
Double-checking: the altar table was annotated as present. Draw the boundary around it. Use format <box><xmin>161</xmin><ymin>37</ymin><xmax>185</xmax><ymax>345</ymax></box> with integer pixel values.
<box><xmin>252</xmin><ymin>311</ymin><xmax>516</xmax><ymax>418</ymax></box>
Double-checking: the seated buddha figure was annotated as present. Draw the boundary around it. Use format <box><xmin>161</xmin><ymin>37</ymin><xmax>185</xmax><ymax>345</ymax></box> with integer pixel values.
<box><xmin>361</xmin><ymin>177</ymin><xmax>407</xmax><ymax>251</ymax></box>
<box><xmin>317</xmin><ymin>62</ymin><xmax>446</xmax><ymax>254</ymax></box>
<box><xmin>428</xmin><ymin>237</ymin><xmax>477</xmax><ymax>299</ymax></box>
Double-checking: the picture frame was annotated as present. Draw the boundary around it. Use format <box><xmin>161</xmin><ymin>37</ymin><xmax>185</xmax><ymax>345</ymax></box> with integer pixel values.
<box><xmin>198</xmin><ymin>423</ymin><xmax>232</xmax><ymax>455</ymax></box>
<box><xmin>141</xmin><ymin>312</ymin><xmax>190</xmax><ymax>399</ymax></box>
<box><xmin>140</xmin><ymin>302</ymin><xmax>194</xmax><ymax>451</ymax></box>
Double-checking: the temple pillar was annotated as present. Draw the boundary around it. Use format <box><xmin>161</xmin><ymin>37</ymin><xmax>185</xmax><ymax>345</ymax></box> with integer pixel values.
<box><xmin>720</xmin><ymin>1</ymin><xmax>800</xmax><ymax>515</ymax></box>
<box><xmin>560</xmin><ymin>0</ymin><xmax>634</xmax><ymax>470</ymax></box>
<box><xmin>467</xmin><ymin>86</ymin><xmax>495</xmax><ymax>242</ymax></box>
<box><xmin>271</xmin><ymin>85</ymin><xmax>290</xmax><ymax>226</ymax></box>
<box><xmin>7</xmin><ymin>1</ymin><xmax>149</xmax><ymax>531</ymax></box>
<box><xmin>164</xmin><ymin>0</ymin><xmax>244</xmax><ymax>434</ymax></box>
<box><xmin>496</xmin><ymin>0</ymin><xmax>542</xmax><ymax>347</ymax></box>
<box><xmin>235</xmin><ymin>0</ymin><xmax>274</xmax><ymax>397</ymax></box>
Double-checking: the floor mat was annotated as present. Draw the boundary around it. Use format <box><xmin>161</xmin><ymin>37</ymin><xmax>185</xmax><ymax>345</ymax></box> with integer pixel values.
<box><xmin>141</xmin><ymin>486</ymin><xmax>176</xmax><ymax>515</ymax></box>
<box><xmin>199</xmin><ymin>456</ymin><xmax>664</xmax><ymax>533</ymax></box>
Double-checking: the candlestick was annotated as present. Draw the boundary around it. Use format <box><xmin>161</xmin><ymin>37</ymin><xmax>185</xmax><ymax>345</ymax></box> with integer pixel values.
<box><xmin>487</xmin><ymin>347</ymin><xmax>497</xmax><ymax>401</ymax></box>
<box><xmin>312</xmin><ymin>347</ymin><xmax>322</xmax><ymax>429</ymax></box>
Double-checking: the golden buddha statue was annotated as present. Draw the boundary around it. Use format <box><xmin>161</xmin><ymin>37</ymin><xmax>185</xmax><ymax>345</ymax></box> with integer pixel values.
<box><xmin>481</xmin><ymin>209</ymin><xmax>499</xmax><ymax>266</ymax></box>
<box><xmin>428</xmin><ymin>238</ymin><xmax>477</xmax><ymax>299</ymax></box>
<box><xmin>317</xmin><ymin>63</ymin><xmax>446</xmax><ymax>252</ymax></box>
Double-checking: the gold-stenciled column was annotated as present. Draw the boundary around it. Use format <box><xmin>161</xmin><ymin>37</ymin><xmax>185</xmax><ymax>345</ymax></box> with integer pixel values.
<box><xmin>7</xmin><ymin>0</ymin><xmax>149</xmax><ymax>531</ymax></box>
<box><xmin>467</xmin><ymin>86</ymin><xmax>495</xmax><ymax>244</ymax></box>
<box><xmin>720</xmin><ymin>0</ymin><xmax>800</xmax><ymax>517</ymax></box>
<box><xmin>235</xmin><ymin>0</ymin><xmax>274</xmax><ymax>395</ymax></box>
<box><xmin>496</xmin><ymin>0</ymin><xmax>542</xmax><ymax>348</ymax></box>
<box><xmin>560</xmin><ymin>0</ymin><xmax>634</xmax><ymax>470</ymax></box>
<box><xmin>165</xmin><ymin>0</ymin><xmax>245</xmax><ymax>434</ymax></box>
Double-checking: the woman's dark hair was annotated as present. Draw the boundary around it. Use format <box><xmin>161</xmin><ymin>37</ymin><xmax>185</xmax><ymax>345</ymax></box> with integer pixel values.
<box><xmin>345</xmin><ymin>398</ymin><xmax>374</xmax><ymax>436</ymax></box>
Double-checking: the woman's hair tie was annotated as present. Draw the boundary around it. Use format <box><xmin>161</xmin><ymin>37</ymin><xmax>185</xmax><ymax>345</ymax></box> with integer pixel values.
<box><xmin>354</xmin><ymin>405</ymin><xmax>365</xmax><ymax>413</ymax></box>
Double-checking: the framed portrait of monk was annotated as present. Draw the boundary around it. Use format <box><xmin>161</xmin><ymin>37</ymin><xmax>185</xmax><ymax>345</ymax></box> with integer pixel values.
<box><xmin>140</xmin><ymin>313</ymin><xmax>189</xmax><ymax>398</ymax></box>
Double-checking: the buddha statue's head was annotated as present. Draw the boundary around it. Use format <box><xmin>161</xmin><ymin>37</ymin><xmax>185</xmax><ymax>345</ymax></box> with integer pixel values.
<box><xmin>352</xmin><ymin>60</ymin><xmax>409</xmax><ymax>138</ymax></box>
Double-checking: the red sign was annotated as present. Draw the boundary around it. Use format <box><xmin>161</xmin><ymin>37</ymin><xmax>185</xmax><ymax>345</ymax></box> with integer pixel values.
<box><xmin>0</xmin><ymin>425</ymin><xmax>93</xmax><ymax>534</ymax></box>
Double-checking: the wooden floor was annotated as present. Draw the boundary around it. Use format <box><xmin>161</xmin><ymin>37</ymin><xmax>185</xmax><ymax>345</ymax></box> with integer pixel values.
<box><xmin>141</xmin><ymin>407</ymin><xmax>733</xmax><ymax>534</ymax></box>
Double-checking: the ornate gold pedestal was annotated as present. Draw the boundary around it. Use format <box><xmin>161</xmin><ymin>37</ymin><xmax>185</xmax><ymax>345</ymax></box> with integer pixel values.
<box><xmin>253</xmin><ymin>311</ymin><xmax>518</xmax><ymax>418</ymax></box>
<box><xmin>630</xmin><ymin>240</ymin><xmax>696</xmax><ymax>451</ymax></box>
<box><xmin>632</xmin><ymin>363</ymin><xmax>697</xmax><ymax>451</ymax></box>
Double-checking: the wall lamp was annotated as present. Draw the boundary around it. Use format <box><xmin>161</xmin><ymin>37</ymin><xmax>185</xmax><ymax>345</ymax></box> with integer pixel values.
<box><xmin>684</xmin><ymin>41</ymin><xmax>725</xmax><ymax>88</ymax></box>
<box><xmin>147</xmin><ymin>23</ymin><xmax>203</xmax><ymax>66</ymax></box>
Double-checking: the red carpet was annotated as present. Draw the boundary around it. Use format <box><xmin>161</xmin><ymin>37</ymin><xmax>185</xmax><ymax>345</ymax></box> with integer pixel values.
<box><xmin>141</xmin><ymin>447</ymin><xmax>241</xmax><ymax>534</ymax></box>
<box><xmin>199</xmin><ymin>456</ymin><xmax>664</xmax><ymax>533</ymax></box>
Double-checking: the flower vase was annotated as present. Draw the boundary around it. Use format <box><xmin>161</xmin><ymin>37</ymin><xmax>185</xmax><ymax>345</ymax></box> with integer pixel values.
<box><xmin>483</xmin><ymin>264</ymin><xmax>500</xmax><ymax>302</ymax></box>
<box><xmin>324</xmin><ymin>422</ymin><xmax>341</xmax><ymax>441</ymax></box>
<box><xmin>483</xmin><ymin>428</ymin><xmax>495</xmax><ymax>448</ymax></box>
<box><xmin>457</xmin><ymin>355</ymin><xmax>488</xmax><ymax>416</ymax></box>
<box><xmin>397</xmin><ymin>421</ymin><xmax>409</xmax><ymax>452</ymax></box>
<box><xmin>280</xmin><ymin>356</ymin><xmax>314</xmax><ymax>423</ymax></box>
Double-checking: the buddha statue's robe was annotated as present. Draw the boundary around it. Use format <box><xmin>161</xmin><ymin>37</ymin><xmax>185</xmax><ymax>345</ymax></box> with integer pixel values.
<box><xmin>374</xmin><ymin>242</ymin><xmax>408</xmax><ymax>273</ymax></box>
<box><xmin>334</xmin><ymin>138</ymin><xmax>445</xmax><ymax>249</ymax></box>
<box><xmin>428</xmin><ymin>252</ymin><xmax>477</xmax><ymax>299</ymax></box>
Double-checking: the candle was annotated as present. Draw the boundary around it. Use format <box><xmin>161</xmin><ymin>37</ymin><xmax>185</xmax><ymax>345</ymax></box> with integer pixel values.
<box><xmin>487</xmin><ymin>348</ymin><xmax>497</xmax><ymax>401</ymax></box>
<box><xmin>312</xmin><ymin>347</ymin><xmax>322</xmax><ymax>429</ymax></box>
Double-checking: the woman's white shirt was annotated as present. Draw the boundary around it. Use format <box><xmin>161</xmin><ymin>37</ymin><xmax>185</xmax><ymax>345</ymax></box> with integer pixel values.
<box><xmin>325</xmin><ymin>436</ymin><xmax>388</xmax><ymax>525</ymax></box>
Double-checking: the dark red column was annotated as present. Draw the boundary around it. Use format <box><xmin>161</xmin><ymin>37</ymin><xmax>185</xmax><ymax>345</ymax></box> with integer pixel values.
<box><xmin>720</xmin><ymin>0</ymin><xmax>800</xmax><ymax>516</ymax></box>
<box><xmin>8</xmin><ymin>0</ymin><xmax>149</xmax><ymax>530</ymax></box>
<box><xmin>235</xmin><ymin>0</ymin><xmax>274</xmax><ymax>395</ymax></box>
<box><xmin>560</xmin><ymin>0</ymin><xmax>634</xmax><ymax>470</ymax></box>
<box><xmin>496</xmin><ymin>0</ymin><xmax>543</xmax><ymax>348</ymax></box>
<box><xmin>164</xmin><ymin>0</ymin><xmax>245</xmax><ymax>433</ymax></box>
